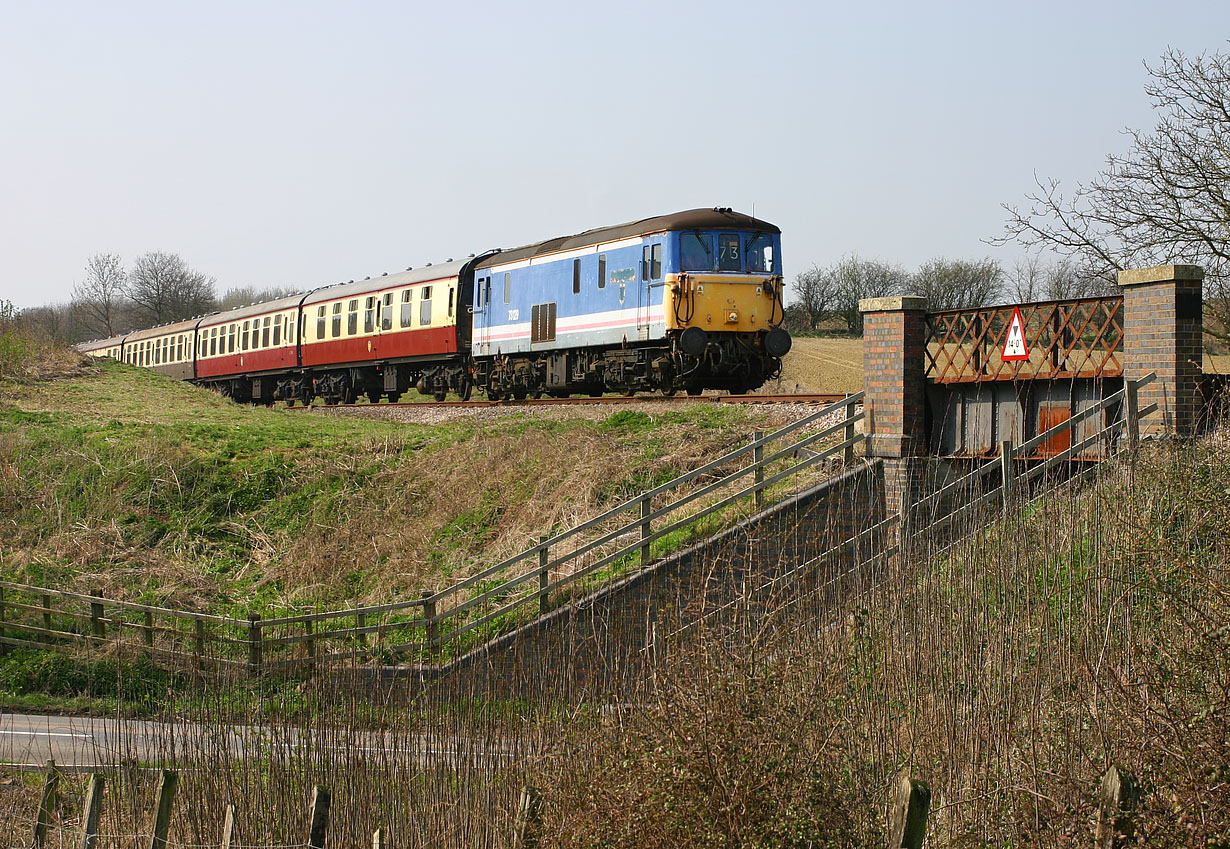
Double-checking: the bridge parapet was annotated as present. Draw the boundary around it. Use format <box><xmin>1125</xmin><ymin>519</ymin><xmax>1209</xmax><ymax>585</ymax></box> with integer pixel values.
<box><xmin>861</xmin><ymin>264</ymin><xmax>1203</xmax><ymax>464</ymax></box>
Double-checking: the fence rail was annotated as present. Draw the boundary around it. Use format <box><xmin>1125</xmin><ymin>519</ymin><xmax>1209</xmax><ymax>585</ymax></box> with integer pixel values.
<box><xmin>925</xmin><ymin>295</ymin><xmax>1124</xmax><ymax>383</ymax></box>
<box><xmin>0</xmin><ymin>393</ymin><xmax>865</xmax><ymax>675</ymax></box>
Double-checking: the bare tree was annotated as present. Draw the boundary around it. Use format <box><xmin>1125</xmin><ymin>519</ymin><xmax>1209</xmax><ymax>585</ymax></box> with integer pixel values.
<box><xmin>912</xmin><ymin>257</ymin><xmax>1003</xmax><ymax>312</ymax></box>
<box><xmin>218</xmin><ymin>285</ymin><xmax>300</xmax><ymax>311</ymax></box>
<box><xmin>72</xmin><ymin>253</ymin><xmax>127</xmax><ymax>338</ymax></box>
<box><xmin>830</xmin><ymin>255</ymin><xmax>910</xmax><ymax>334</ymax></box>
<box><xmin>1007</xmin><ymin>255</ymin><xmax>1117</xmax><ymax>303</ymax></box>
<box><xmin>127</xmin><ymin>252</ymin><xmax>217</xmax><ymax>325</ymax></box>
<box><xmin>997</xmin><ymin>47</ymin><xmax>1230</xmax><ymax>336</ymax></box>
<box><xmin>789</xmin><ymin>264</ymin><xmax>838</xmax><ymax>331</ymax></box>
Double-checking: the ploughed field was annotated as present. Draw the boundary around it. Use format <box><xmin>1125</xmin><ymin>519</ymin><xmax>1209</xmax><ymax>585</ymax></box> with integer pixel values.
<box><xmin>0</xmin><ymin>359</ymin><xmax>827</xmax><ymax>617</ymax></box>
<box><xmin>772</xmin><ymin>336</ymin><xmax>864</xmax><ymax>394</ymax></box>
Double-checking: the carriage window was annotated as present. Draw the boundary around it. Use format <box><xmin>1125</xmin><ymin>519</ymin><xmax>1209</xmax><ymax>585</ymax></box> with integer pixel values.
<box><xmin>176</xmin><ymin>336</ymin><xmax>183</xmax><ymax>361</ymax></box>
<box><xmin>448</xmin><ymin>286</ymin><xmax>455</xmax><ymax>317</ymax></box>
<box><xmin>364</xmin><ymin>296</ymin><xmax>376</xmax><ymax>333</ymax></box>
<box><xmin>681</xmin><ymin>232</ymin><xmax>712</xmax><ymax>271</ymax></box>
<box><xmin>226</xmin><ymin>325</ymin><xmax>233</xmax><ymax>353</ymax></box>
<box><xmin>382</xmin><ymin>293</ymin><xmax>394</xmax><ymax>330</ymax></box>
<box><xmin>598</xmin><ymin>254</ymin><xmax>607</xmax><ymax>288</ymax></box>
<box><xmin>273</xmin><ymin>317</ymin><xmax>281</xmax><ymax>346</ymax></box>
<box><xmin>250</xmin><ymin>320</ymin><xmax>260</xmax><ymax>350</ymax></box>
<box><xmin>504</xmin><ymin>273</ymin><xmax>511</xmax><ymax>304</ymax></box>
<box><xmin>401</xmin><ymin>290</ymin><xmax>413</xmax><ymax>327</ymax></box>
<box><xmin>745</xmin><ymin>233</ymin><xmax>775</xmax><ymax>273</ymax></box>
<box><xmin>420</xmin><ymin>286</ymin><xmax>432</xmax><ymax>326</ymax></box>
<box><xmin>208</xmin><ymin>328</ymin><xmax>216</xmax><ymax>357</ymax></box>
<box><xmin>347</xmin><ymin>300</ymin><xmax>358</xmax><ymax>335</ymax></box>
<box><xmin>718</xmin><ymin>234</ymin><xmax>741</xmax><ymax>271</ymax></box>
<box><xmin>262</xmin><ymin>316</ymin><xmax>271</xmax><ymax>348</ymax></box>
<box><xmin>316</xmin><ymin>307</ymin><xmax>325</xmax><ymax>339</ymax></box>
<box><xmin>573</xmin><ymin>259</ymin><xmax>581</xmax><ymax>294</ymax></box>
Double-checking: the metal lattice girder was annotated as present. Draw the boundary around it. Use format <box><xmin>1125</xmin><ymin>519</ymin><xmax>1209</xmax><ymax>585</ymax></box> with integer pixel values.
<box><xmin>925</xmin><ymin>296</ymin><xmax>1123</xmax><ymax>383</ymax></box>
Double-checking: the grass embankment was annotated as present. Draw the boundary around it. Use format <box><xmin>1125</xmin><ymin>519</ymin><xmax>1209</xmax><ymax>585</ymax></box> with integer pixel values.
<box><xmin>0</xmin><ymin>360</ymin><xmax>797</xmax><ymax>613</ymax></box>
<box><xmin>528</xmin><ymin>435</ymin><xmax>1230</xmax><ymax>847</ymax></box>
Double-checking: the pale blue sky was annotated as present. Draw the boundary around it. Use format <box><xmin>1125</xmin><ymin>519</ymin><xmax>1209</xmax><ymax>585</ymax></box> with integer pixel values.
<box><xmin>2</xmin><ymin>1</ymin><xmax>1227</xmax><ymax>309</ymax></box>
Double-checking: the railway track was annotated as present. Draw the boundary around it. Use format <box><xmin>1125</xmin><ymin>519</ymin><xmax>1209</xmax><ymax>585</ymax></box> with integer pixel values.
<box><xmin>286</xmin><ymin>392</ymin><xmax>848</xmax><ymax>411</ymax></box>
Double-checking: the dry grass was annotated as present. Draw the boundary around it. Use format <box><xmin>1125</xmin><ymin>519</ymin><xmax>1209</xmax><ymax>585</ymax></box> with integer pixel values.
<box><xmin>771</xmin><ymin>336</ymin><xmax>864</xmax><ymax>394</ymax></box>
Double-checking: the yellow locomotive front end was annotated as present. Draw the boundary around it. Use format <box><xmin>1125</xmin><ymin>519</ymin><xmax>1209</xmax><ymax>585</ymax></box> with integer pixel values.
<box><xmin>663</xmin><ymin>220</ymin><xmax>791</xmax><ymax>393</ymax></box>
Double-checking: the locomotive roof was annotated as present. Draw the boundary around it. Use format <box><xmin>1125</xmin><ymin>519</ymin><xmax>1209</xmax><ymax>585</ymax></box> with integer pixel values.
<box><xmin>300</xmin><ymin>260</ymin><xmax>470</xmax><ymax>308</ymax></box>
<box><xmin>474</xmin><ymin>208</ymin><xmax>779</xmax><ymax>269</ymax></box>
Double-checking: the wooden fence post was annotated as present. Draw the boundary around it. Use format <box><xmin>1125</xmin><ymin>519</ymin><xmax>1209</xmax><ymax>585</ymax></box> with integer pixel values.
<box><xmin>78</xmin><ymin>773</ymin><xmax>105</xmax><ymax>849</ymax></box>
<box><xmin>887</xmin><ymin>770</ymin><xmax>930</xmax><ymax>849</ymax></box>
<box><xmin>148</xmin><ymin>769</ymin><xmax>178</xmax><ymax>849</ymax></box>
<box><xmin>639</xmin><ymin>495</ymin><xmax>652</xmax><ymax>567</ymax></box>
<box><xmin>304</xmin><ymin>619</ymin><xmax>316</xmax><ymax>673</ymax></box>
<box><xmin>999</xmin><ymin>439</ymin><xmax>1015</xmax><ymax>513</ymax></box>
<box><xmin>538</xmin><ymin>534</ymin><xmax>550</xmax><ymax>616</ymax></box>
<box><xmin>220</xmin><ymin>803</ymin><xmax>235</xmax><ymax>849</ymax></box>
<box><xmin>845</xmin><ymin>397</ymin><xmax>858</xmax><ymax>463</ymax></box>
<box><xmin>143</xmin><ymin>610</ymin><xmax>154</xmax><ymax>656</ymax></box>
<box><xmin>90</xmin><ymin>590</ymin><xmax>105</xmax><ymax>644</ymax></box>
<box><xmin>1125</xmin><ymin>379</ymin><xmax>1140</xmax><ymax>451</ymax></box>
<box><xmin>32</xmin><ymin>758</ymin><xmax>59</xmax><ymax>849</ymax></box>
<box><xmin>194</xmin><ymin>619</ymin><xmax>206</xmax><ymax>671</ymax></box>
<box><xmin>512</xmin><ymin>785</ymin><xmax>543</xmax><ymax>849</ymax></box>
<box><xmin>43</xmin><ymin>593</ymin><xmax>53</xmax><ymax>633</ymax></box>
<box><xmin>0</xmin><ymin>585</ymin><xmax>7</xmax><ymax>656</ymax></box>
<box><xmin>308</xmin><ymin>785</ymin><xmax>331</xmax><ymax>849</ymax></box>
<box><xmin>356</xmin><ymin>611</ymin><xmax>367</xmax><ymax>649</ymax></box>
<box><xmin>421</xmin><ymin>590</ymin><xmax>438</xmax><ymax>654</ymax></box>
<box><xmin>247</xmin><ymin>613</ymin><xmax>263</xmax><ymax>678</ymax></box>
<box><xmin>1096</xmin><ymin>765</ymin><xmax>1140</xmax><ymax>849</ymax></box>
<box><xmin>753</xmin><ymin>430</ymin><xmax>765</xmax><ymax>509</ymax></box>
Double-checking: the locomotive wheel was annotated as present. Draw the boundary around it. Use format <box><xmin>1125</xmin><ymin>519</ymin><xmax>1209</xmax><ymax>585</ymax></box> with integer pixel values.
<box><xmin>433</xmin><ymin>389</ymin><xmax>447</xmax><ymax>401</ymax></box>
<box><xmin>512</xmin><ymin>389</ymin><xmax>528</xmax><ymax>401</ymax></box>
<box><xmin>459</xmin><ymin>382</ymin><xmax>473</xmax><ymax>401</ymax></box>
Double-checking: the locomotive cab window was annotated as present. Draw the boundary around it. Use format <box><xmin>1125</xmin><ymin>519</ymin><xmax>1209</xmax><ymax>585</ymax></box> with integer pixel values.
<box><xmin>642</xmin><ymin>243</ymin><xmax>662</xmax><ymax>281</ymax></box>
<box><xmin>718</xmin><ymin>234</ymin><xmax>741</xmax><ymax>271</ymax></box>
<box><xmin>745</xmin><ymin>233</ymin><xmax>775</xmax><ymax>273</ymax></box>
<box><xmin>681</xmin><ymin>232</ymin><xmax>712</xmax><ymax>271</ymax></box>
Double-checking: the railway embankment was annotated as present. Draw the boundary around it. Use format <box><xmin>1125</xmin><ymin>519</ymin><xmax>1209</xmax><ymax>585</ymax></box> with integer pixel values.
<box><xmin>0</xmin><ymin>359</ymin><xmax>821</xmax><ymax>633</ymax></box>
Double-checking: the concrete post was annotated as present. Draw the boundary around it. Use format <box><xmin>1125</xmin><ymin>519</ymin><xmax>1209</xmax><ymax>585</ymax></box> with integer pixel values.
<box><xmin>1117</xmin><ymin>264</ymin><xmax>1203</xmax><ymax>436</ymax></box>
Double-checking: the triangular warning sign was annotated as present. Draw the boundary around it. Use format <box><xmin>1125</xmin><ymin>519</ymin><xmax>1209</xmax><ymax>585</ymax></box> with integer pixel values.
<box><xmin>1002</xmin><ymin>306</ymin><xmax>1029</xmax><ymax>361</ymax></box>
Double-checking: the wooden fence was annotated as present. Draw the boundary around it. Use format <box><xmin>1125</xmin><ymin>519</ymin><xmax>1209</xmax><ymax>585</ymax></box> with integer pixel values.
<box><xmin>0</xmin><ymin>393</ymin><xmax>865</xmax><ymax>676</ymax></box>
<box><xmin>9</xmin><ymin>759</ymin><xmax>1144</xmax><ymax>849</ymax></box>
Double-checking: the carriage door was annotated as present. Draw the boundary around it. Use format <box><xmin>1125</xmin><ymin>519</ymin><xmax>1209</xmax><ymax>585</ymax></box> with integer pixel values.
<box><xmin>474</xmin><ymin>275</ymin><xmax>491</xmax><ymax>355</ymax></box>
<box><xmin>638</xmin><ymin>242</ymin><xmax>661</xmax><ymax>341</ymax></box>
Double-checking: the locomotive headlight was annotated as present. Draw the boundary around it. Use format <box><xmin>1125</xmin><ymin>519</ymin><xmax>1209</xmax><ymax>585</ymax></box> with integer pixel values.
<box><xmin>725</xmin><ymin>310</ymin><xmax>739</xmax><ymax>324</ymax></box>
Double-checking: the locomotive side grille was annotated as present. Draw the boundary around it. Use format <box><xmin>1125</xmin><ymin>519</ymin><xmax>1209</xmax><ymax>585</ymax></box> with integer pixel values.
<box><xmin>531</xmin><ymin>302</ymin><xmax>557</xmax><ymax>343</ymax></box>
